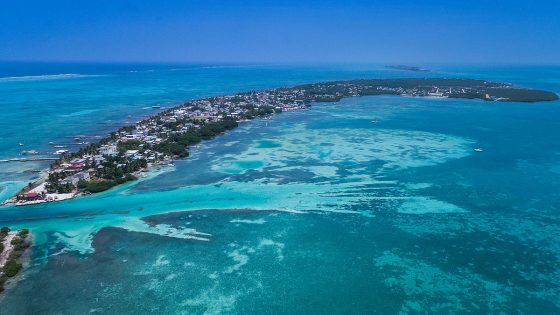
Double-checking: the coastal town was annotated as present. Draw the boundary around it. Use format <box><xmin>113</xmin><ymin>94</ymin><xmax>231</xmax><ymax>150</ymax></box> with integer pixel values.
<box><xmin>3</xmin><ymin>78</ymin><xmax>557</xmax><ymax>206</ymax></box>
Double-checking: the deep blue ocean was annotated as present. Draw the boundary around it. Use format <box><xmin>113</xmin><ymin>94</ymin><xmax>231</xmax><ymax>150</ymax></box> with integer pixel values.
<box><xmin>0</xmin><ymin>63</ymin><xmax>559</xmax><ymax>314</ymax></box>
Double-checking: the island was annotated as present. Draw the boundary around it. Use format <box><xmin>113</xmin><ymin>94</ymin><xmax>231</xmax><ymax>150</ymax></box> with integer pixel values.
<box><xmin>0</xmin><ymin>227</ymin><xmax>31</xmax><ymax>292</ymax></box>
<box><xmin>2</xmin><ymin>78</ymin><xmax>558</xmax><ymax>206</ymax></box>
<box><xmin>386</xmin><ymin>65</ymin><xmax>429</xmax><ymax>72</ymax></box>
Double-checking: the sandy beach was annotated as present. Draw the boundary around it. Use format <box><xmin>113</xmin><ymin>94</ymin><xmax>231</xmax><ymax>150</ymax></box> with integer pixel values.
<box><xmin>0</xmin><ymin>233</ymin><xmax>16</xmax><ymax>271</ymax></box>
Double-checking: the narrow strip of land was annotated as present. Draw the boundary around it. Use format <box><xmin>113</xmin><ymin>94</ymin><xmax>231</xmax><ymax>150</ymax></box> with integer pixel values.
<box><xmin>3</xmin><ymin>78</ymin><xmax>557</xmax><ymax>206</ymax></box>
<box><xmin>0</xmin><ymin>227</ymin><xmax>31</xmax><ymax>293</ymax></box>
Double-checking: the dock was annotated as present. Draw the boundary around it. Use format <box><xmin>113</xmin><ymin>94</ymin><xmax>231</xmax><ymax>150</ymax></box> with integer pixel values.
<box><xmin>0</xmin><ymin>157</ymin><xmax>59</xmax><ymax>163</ymax></box>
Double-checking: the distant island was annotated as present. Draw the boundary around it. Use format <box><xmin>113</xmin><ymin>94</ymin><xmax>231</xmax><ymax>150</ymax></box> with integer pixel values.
<box><xmin>3</xmin><ymin>78</ymin><xmax>557</xmax><ymax>206</ymax></box>
<box><xmin>386</xmin><ymin>65</ymin><xmax>429</xmax><ymax>72</ymax></box>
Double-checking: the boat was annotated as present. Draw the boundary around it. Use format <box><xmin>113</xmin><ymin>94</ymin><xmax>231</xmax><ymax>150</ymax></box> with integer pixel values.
<box><xmin>152</xmin><ymin>105</ymin><xmax>162</xmax><ymax>109</ymax></box>
<box><xmin>54</xmin><ymin>149</ymin><xmax>69</xmax><ymax>155</ymax></box>
<box><xmin>53</xmin><ymin>145</ymin><xmax>68</xmax><ymax>148</ymax></box>
<box><xmin>18</xmin><ymin>143</ymin><xmax>24</xmax><ymax>146</ymax></box>
<box><xmin>474</xmin><ymin>148</ymin><xmax>484</xmax><ymax>152</ymax></box>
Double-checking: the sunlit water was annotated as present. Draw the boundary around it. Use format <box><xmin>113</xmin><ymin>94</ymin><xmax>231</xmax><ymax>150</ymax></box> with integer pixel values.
<box><xmin>0</xmin><ymin>64</ymin><xmax>559</xmax><ymax>314</ymax></box>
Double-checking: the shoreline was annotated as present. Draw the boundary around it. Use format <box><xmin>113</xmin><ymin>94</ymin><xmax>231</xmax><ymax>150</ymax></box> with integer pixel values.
<box><xmin>1</xmin><ymin>159</ymin><xmax>174</xmax><ymax>207</ymax></box>
<box><xmin>0</xmin><ymin>227</ymin><xmax>32</xmax><ymax>293</ymax></box>
<box><xmin>2</xmin><ymin>77</ymin><xmax>557</xmax><ymax>207</ymax></box>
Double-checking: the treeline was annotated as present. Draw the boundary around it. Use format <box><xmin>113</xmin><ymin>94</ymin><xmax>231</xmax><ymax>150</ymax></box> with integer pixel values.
<box><xmin>94</xmin><ymin>156</ymin><xmax>147</xmax><ymax>180</ymax></box>
<box><xmin>154</xmin><ymin>117</ymin><xmax>239</xmax><ymax>158</ymax></box>
<box><xmin>46</xmin><ymin>171</ymin><xmax>74</xmax><ymax>193</ymax></box>
<box><xmin>299</xmin><ymin>78</ymin><xmax>558</xmax><ymax>103</ymax></box>
<box><xmin>240</xmin><ymin>107</ymin><xmax>276</xmax><ymax>119</ymax></box>
<box><xmin>117</xmin><ymin>139</ymin><xmax>143</xmax><ymax>153</ymax></box>
<box><xmin>77</xmin><ymin>174</ymin><xmax>136</xmax><ymax>193</ymax></box>
<box><xmin>0</xmin><ymin>227</ymin><xmax>31</xmax><ymax>292</ymax></box>
<box><xmin>486</xmin><ymin>87</ymin><xmax>559</xmax><ymax>102</ymax></box>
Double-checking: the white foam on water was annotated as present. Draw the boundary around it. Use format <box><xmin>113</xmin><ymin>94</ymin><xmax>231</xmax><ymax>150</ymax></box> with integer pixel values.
<box><xmin>373</xmin><ymin>250</ymin><xmax>512</xmax><ymax>312</ymax></box>
<box><xmin>274</xmin><ymin>209</ymin><xmax>306</xmax><ymax>214</ymax></box>
<box><xmin>122</xmin><ymin>218</ymin><xmax>212</xmax><ymax>241</ymax></box>
<box><xmin>181</xmin><ymin>261</ymin><xmax>194</xmax><ymax>267</ymax></box>
<box><xmin>211</xmin><ymin>122</ymin><xmax>473</xmax><ymax>176</ymax></box>
<box><xmin>398</xmin><ymin>197</ymin><xmax>467</xmax><ymax>214</ymax></box>
<box><xmin>59</xmin><ymin>109</ymin><xmax>101</xmax><ymax>117</ymax></box>
<box><xmin>258</xmin><ymin>239</ymin><xmax>285</xmax><ymax>261</ymax></box>
<box><xmin>230</xmin><ymin>218</ymin><xmax>267</xmax><ymax>224</ymax></box>
<box><xmin>307</xmin><ymin>165</ymin><xmax>339</xmax><ymax>177</ymax></box>
<box><xmin>180</xmin><ymin>286</ymin><xmax>237</xmax><ymax>314</ymax></box>
<box><xmin>0</xmin><ymin>73</ymin><xmax>102</xmax><ymax>81</ymax></box>
<box><xmin>223</xmin><ymin>141</ymin><xmax>240</xmax><ymax>147</ymax></box>
<box><xmin>224</xmin><ymin>246</ymin><xmax>251</xmax><ymax>274</ymax></box>
<box><xmin>154</xmin><ymin>255</ymin><xmax>170</xmax><ymax>267</ymax></box>
<box><xmin>405</xmin><ymin>182</ymin><xmax>433</xmax><ymax>190</ymax></box>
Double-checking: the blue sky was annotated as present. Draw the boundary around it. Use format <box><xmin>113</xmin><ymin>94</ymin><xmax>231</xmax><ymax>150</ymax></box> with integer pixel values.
<box><xmin>1</xmin><ymin>0</ymin><xmax>559</xmax><ymax>64</ymax></box>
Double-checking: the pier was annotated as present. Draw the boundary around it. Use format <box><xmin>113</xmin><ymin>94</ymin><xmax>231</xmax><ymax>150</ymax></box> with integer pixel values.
<box><xmin>0</xmin><ymin>157</ymin><xmax>59</xmax><ymax>163</ymax></box>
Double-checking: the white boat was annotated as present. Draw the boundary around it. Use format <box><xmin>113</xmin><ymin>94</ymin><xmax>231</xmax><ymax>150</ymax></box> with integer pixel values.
<box><xmin>18</xmin><ymin>143</ymin><xmax>24</xmax><ymax>146</ymax></box>
<box><xmin>54</xmin><ymin>149</ymin><xmax>69</xmax><ymax>155</ymax></box>
<box><xmin>21</xmin><ymin>150</ymin><xmax>39</xmax><ymax>155</ymax></box>
<box><xmin>474</xmin><ymin>148</ymin><xmax>484</xmax><ymax>152</ymax></box>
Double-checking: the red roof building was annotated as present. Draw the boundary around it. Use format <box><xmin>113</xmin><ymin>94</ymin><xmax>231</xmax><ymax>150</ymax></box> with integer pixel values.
<box><xmin>70</xmin><ymin>162</ymin><xmax>85</xmax><ymax>170</ymax></box>
<box><xmin>17</xmin><ymin>192</ymin><xmax>42</xmax><ymax>201</ymax></box>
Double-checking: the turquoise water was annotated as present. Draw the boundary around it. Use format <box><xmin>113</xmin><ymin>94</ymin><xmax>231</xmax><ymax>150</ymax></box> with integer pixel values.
<box><xmin>0</xmin><ymin>63</ymin><xmax>436</xmax><ymax>191</ymax></box>
<box><xmin>0</xmin><ymin>64</ymin><xmax>559</xmax><ymax>314</ymax></box>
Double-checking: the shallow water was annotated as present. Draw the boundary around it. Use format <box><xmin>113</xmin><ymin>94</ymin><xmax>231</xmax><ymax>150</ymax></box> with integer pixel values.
<box><xmin>0</xmin><ymin>65</ymin><xmax>559</xmax><ymax>314</ymax></box>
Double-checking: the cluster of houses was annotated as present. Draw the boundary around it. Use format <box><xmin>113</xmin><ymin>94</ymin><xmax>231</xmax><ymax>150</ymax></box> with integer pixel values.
<box><xmin>7</xmin><ymin>87</ymin><xmax>316</xmax><ymax>205</ymax></box>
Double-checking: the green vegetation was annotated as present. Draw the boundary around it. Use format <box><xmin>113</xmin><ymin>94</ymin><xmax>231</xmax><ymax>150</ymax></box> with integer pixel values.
<box><xmin>153</xmin><ymin>141</ymin><xmax>190</xmax><ymax>158</ymax></box>
<box><xmin>18</xmin><ymin>229</ymin><xmax>29</xmax><ymax>238</ymax></box>
<box><xmin>487</xmin><ymin>87</ymin><xmax>559</xmax><ymax>102</ymax></box>
<box><xmin>0</xmin><ymin>227</ymin><xmax>9</xmax><ymax>239</ymax></box>
<box><xmin>0</xmin><ymin>228</ymin><xmax>32</xmax><ymax>292</ymax></box>
<box><xmin>78</xmin><ymin>174</ymin><xmax>136</xmax><ymax>193</ymax></box>
<box><xmin>46</xmin><ymin>181</ymin><xmax>73</xmax><ymax>194</ymax></box>
<box><xmin>239</xmin><ymin>106</ymin><xmax>275</xmax><ymax>119</ymax></box>
<box><xmin>300</xmin><ymin>78</ymin><xmax>558</xmax><ymax>103</ymax></box>
<box><xmin>10</xmin><ymin>238</ymin><xmax>30</xmax><ymax>251</ymax></box>
<box><xmin>198</xmin><ymin>118</ymin><xmax>239</xmax><ymax>139</ymax></box>
<box><xmin>117</xmin><ymin>139</ymin><xmax>143</xmax><ymax>153</ymax></box>
<box><xmin>154</xmin><ymin>117</ymin><xmax>238</xmax><ymax>157</ymax></box>
<box><xmin>94</xmin><ymin>156</ymin><xmax>147</xmax><ymax>180</ymax></box>
<box><xmin>3</xmin><ymin>259</ymin><xmax>22</xmax><ymax>278</ymax></box>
